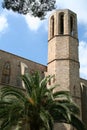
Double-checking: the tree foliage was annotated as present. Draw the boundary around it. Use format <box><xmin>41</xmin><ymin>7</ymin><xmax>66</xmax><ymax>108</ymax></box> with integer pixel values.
<box><xmin>2</xmin><ymin>0</ymin><xmax>56</xmax><ymax>19</ymax></box>
<box><xmin>0</xmin><ymin>72</ymin><xmax>86</xmax><ymax>130</ymax></box>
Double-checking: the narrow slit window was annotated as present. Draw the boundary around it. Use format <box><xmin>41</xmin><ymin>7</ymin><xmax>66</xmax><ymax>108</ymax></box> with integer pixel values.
<box><xmin>73</xmin><ymin>86</ymin><xmax>76</xmax><ymax>96</ymax></box>
<box><xmin>59</xmin><ymin>14</ymin><xmax>64</xmax><ymax>34</ymax></box>
<box><xmin>51</xmin><ymin>16</ymin><xmax>54</xmax><ymax>37</ymax></box>
<box><xmin>70</xmin><ymin>16</ymin><xmax>74</xmax><ymax>35</ymax></box>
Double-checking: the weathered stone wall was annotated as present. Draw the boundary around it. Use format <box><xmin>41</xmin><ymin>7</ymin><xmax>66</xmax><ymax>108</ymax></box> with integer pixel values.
<box><xmin>0</xmin><ymin>50</ymin><xmax>47</xmax><ymax>88</ymax></box>
<box><xmin>80</xmin><ymin>78</ymin><xmax>87</xmax><ymax>128</ymax></box>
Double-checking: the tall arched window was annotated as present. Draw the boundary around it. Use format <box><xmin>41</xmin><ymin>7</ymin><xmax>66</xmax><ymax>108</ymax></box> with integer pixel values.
<box><xmin>1</xmin><ymin>61</ymin><xmax>11</xmax><ymax>84</ymax></box>
<box><xmin>50</xmin><ymin>15</ymin><xmax>54</xmax><ymax>38</ymax></box>
<box><xmin>70</xmin><ymin>16</ymin><xmax>74</xmax><ymax>35</ymax></box>
<box><xmin>70</xmin><ymin>15</ymin><xmax>76</xmax><ymax>36</ymax></box>
<box><xmin>59</xmin><ymin>13</ymin><xmax>64</xmax><ymax>34</ymax></box>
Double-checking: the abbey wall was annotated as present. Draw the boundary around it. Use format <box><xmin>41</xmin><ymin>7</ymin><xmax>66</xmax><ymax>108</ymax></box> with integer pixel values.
<box><xmin>0</xmin><ymin>50</ymin><xmax>46</xmax><ymax>88</ymax></box>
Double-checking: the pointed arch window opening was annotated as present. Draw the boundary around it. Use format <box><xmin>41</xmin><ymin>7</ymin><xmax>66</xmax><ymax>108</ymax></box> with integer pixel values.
<box><xmin>70</xmin><ymin>16</ymin><xmax>74</xmax><ymax>36</ymax></box>
<box><xmin>50</xmin><ymin>15</ymin><xmax>54</xmax><ymax>38</ymax></box>
<box><xmin>59</xmin><ymin>13</ymin><xmax>64</xmax><ymax>34</ymax></box>
<box><xmin>1</xmin><ymin>61</ymin><xmax>11</xmax><ymax>84</ymax></box>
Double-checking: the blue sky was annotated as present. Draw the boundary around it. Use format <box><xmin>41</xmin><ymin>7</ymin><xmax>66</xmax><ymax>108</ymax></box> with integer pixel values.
<box><xmin>0</xmin><ymin>0</ymin><xmax>87</xmax><ymax>79</ymax></box>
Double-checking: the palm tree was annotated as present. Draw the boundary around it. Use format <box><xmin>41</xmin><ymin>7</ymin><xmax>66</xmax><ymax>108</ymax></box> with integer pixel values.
<box><xmin>0</xmin><ymin>72</ymin><xmax>86</xmax><ymax>130</ymax></box>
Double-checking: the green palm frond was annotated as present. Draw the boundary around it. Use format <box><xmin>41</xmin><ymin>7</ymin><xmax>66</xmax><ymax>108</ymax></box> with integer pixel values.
<box><xmin>0</xmin><ymin>72</ymin><xmax>86</xmax><ymax>130</ymax></box>
<box><xmin>53</xmin><ymin>90</ymin><xmax>72</xmax><ymax>101</ymax></box>
<box><xmin>1</xmin><ymin>86</ymin><xmax>27</xmax><ymax>103</ymax></box>
<box><xmin>21</xmin><ymin>75</ymin><xmax>32</xmax><ymax>93</ymax></box>
<box><xmin>70</xmin><ymin>114</ymin><xmax>87</xmax><ymax>130</ymax></box>
<box><xmin>59</xmin><ymin>100</ymin><xmax>80</xmax><ymax>116</ymax></box>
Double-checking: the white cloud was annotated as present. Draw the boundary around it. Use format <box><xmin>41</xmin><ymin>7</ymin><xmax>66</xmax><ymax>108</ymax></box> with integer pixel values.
<box><xmin>24</xmin><ymin>14</ymin><xmax>44</xmax><ymax>31</ymax></box>
<box><xmin>23</xmin><ymin>0</ymin><xmax>87</xmax><ymax>31</ymax></box>
<box><xmin>56</xmin><ymin>0</ymin><xmax>87</xmax><ymax>25</ymax></box>
<box><xmin>0</xmin><ymin>14</ymin><xmax>8</xmax><ymax>33</ymax></box>
<box><xmin>1</xmin><ymin>0</ymin><xmax>87</xmax><ymax>32</ymax></box>
<box><xmin>1</xmin><ymin>9</ymin><xmax>45</xmax><ymax>31</ymax></box>
<box><xmin>79</xmin><ymin>41</ymin><xmax>87</xmax><ymax>79</ymax></box>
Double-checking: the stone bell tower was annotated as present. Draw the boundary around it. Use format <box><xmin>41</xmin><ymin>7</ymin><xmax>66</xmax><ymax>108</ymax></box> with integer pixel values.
<box><xmin>47</xmin><ymin>9</ymin><xmax>81</xmax><ymax>130</ymax></box>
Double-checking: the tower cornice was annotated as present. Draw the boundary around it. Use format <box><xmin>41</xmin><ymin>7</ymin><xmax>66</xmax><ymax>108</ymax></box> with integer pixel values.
<box><xmin>47</xmin><ymin>58</ymin><xmax>80</xmax><ymax>65</ymax></box>
<box><xmin>48</xmin><ymin>34</ymin><xmax>79</xmax><ymax>42</ymax></box>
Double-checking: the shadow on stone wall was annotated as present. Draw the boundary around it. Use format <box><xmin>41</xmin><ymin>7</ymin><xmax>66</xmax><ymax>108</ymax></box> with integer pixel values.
<box><xmin>81</xmin><ymin>83</ymin><xmax>87</xmax><ymax>128</ymax></box>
